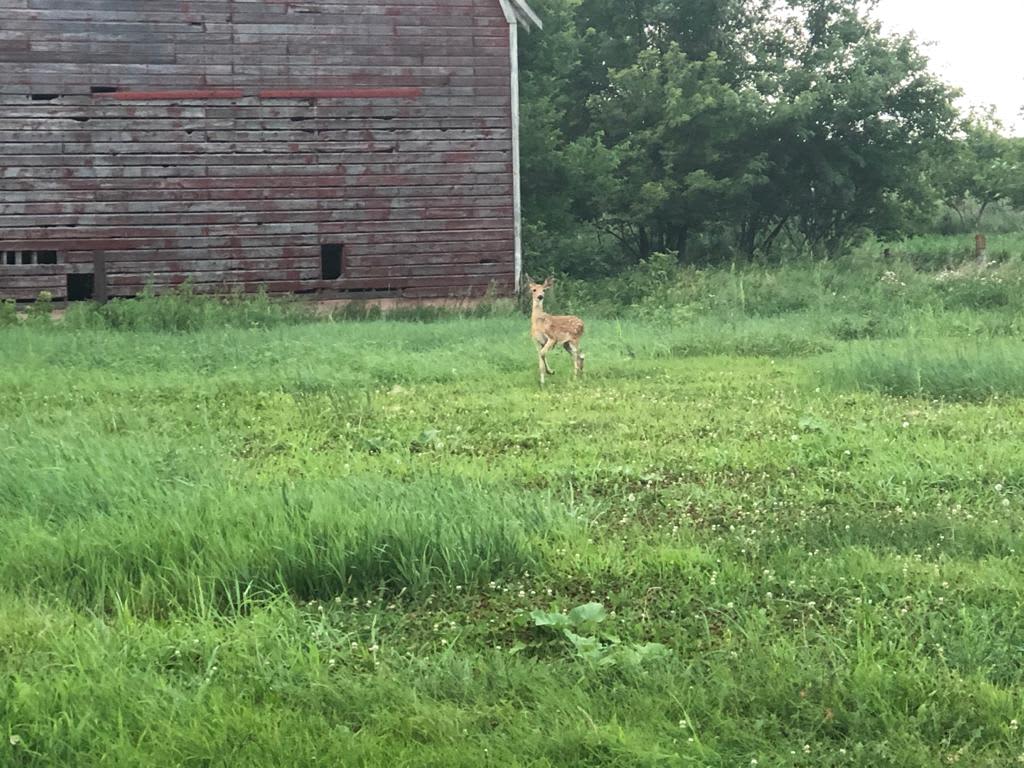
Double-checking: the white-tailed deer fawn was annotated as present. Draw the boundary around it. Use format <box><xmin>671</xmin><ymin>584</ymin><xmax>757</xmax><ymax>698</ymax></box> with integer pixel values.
<box><xmin>525</xmin><ymin>275</ymin><xmax>584</xmax><ymax>386</ymax></box>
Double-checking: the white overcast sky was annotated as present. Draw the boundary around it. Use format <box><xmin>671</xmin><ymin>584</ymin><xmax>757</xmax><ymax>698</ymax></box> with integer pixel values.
<box><xmin>873</xmin><ymin>0</ymin><xmax>1023</xmax><ymax>134</ymax></box>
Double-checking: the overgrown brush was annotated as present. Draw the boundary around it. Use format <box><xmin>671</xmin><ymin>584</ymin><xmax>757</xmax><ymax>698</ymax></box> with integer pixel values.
<box><xmin>875</xmin><ymin>232</ymin><xmax>1024</xmax><ymax>271</ymax></box>
<box><xmin>548</xmin><ymin>248</ymin><xmax>1024</xmax><ymax>339</ymax></box>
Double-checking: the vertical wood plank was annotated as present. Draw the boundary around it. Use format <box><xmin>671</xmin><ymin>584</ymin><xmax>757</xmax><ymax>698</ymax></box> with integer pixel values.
<box><xmin>94</xmin><ymin>252</ymin><xmax>108</xmax><ymax>304</ymax></box>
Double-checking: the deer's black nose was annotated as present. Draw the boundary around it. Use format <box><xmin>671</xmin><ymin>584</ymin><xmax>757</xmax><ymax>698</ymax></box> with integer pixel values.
<box><xmin>537</xmin><ymin>294</ymin><xmax>544</xmax><ymax>301</ymax></box>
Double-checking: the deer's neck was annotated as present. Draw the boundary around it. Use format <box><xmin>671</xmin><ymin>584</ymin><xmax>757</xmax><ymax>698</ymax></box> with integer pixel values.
<box><xmin>531</xmin><ymin>301</ymin><xmax>546</xmax><ymax>322</ymax></box>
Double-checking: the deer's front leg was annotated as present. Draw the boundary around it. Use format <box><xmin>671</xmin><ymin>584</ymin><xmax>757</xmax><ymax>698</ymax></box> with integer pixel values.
<box><xmin>535</xmin><ymin>336</ymin><xmax>554</xmax><ymax>375</ymax></box>
<box><xmin>538</xmin><ymin>338</ymin><xmax>558</xmax><ymax>386</ymax></box>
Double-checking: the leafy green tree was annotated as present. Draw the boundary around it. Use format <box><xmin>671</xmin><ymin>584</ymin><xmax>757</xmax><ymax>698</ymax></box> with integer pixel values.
<box><xmin>589</xmin><ymin>45</ymin><xmax>767</xmax><ymax>260</ymax></box>
<box><xmin>753</xmin><ymin>0</ymin><xmax>958</xmax><ymax>256</ymax></box>
<box><xmin>518</xmin><ymin>0</ymin><xmax>627</xmax><ymax>275</ymax></box>
<box><xmin>932</xmin><ymin>115</ymin><xmax>1024</xmax><ymax>230</ymax></box>
<box><xmin>517</xmin><ymin>0</ymin><xmax>960</xmax><ymax>273</ymax></box>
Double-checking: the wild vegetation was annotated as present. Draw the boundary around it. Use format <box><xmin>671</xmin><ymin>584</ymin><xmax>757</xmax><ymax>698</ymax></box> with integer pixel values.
<box><xmin>3</xmin><ymin>247</ymin><xmax>1024</xmax><ymax>766</ymax></box>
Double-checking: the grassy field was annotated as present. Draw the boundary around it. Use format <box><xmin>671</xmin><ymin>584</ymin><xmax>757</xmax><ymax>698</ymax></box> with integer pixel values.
<box><xmin>2</xmin><ymin>257</ymin><xmax>1024</xmax><ymax>766</ymax></box>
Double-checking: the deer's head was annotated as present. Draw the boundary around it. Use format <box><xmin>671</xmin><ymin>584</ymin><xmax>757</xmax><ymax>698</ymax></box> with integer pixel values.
<box><xmin>526</xmin><ymin>275</ymin><xmax>554</xmax><ymax>305</ymax></box>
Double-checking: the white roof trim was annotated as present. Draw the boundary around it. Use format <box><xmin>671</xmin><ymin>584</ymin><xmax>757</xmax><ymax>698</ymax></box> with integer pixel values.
<box><xmin>502</xmin><ymin>0</ymin><xmax>542</xmax><ymax>30</ymax></box>
<box><xmin>512</xmin><ymin>0</ymin><xmax>543</xmax><ymax>29</ymax></box>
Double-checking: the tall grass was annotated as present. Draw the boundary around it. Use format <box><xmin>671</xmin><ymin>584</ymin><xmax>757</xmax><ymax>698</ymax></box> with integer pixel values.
<box><xmin>59</xmin><ymin>283</ymin><xmax>513</xmax><ymax>332</ymax></box>
<box><xmin>0</xmin><ymin>442</ymin><xmax>575</xmax><ymax>612</ymax></box>
<box><xmin>61</xmin><ymin>284</ymin><xmax>316</xmax><ymax>332</ymax></box>
<box><xmin>826</xmin><ymin>339</ymin><xmax>1024</xmax><ymax>400</ymax></box>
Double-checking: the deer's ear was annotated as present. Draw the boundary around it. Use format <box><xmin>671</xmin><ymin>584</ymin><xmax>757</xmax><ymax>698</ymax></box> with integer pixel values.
<box><xmin>543</xmin><ymin>276</ymin><xmax>555</xmax><ymax>288</ymax></box>
<box><xmin>523</xmin><ymin>273</ymin><xmax>534</xmax><ymax>287</ymax></box>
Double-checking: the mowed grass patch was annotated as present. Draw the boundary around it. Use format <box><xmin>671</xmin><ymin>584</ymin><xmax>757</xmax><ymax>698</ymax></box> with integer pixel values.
<box><xmin>3</xmin><ymin>587</ymin><xmax>1022</xmax><ymax>768</ymax></box>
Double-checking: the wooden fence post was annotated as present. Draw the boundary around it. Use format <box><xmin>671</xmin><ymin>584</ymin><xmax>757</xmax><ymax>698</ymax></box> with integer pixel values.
<box><xmin>975</xmin><ymin>233</ymin><xmax>987</xmax><ymax>265</ymax></box>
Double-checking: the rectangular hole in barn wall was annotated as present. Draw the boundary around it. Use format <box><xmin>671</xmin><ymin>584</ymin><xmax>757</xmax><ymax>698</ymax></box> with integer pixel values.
<box><xmin>321</xmin><ymin>244</ymin><xmax>344</xmax><ymax>280</ymax></box>
<box><xmin>37</xmin><ymin>251</ymin><xmax>58</xmax><ymax>265</ymax></box>
<box><xmin>67</xmin><ymin>273</ymin><xmax>95</xmax><ymax>302</ymax></box>
<box><xmin>4</xmin><ymin>252</ymin><xmax>16</xmax><ymax>265</ymax></box>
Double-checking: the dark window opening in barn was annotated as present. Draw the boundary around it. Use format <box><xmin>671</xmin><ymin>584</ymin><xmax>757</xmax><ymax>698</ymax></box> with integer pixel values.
<box><xmin>20</xmin><ymin>251</ymin><xmax>36</xmax><ymax>265</ymax></box>
<box><xmin>37</xmin><ymin>251</ymin><xmax>58</xmax><ymax>265</ymax></box>
<box><xmin>67</xmin><ymin>273</ymin><xmax>95</xmax><ymax>301</ymax></box>
<box><xmin>321</xmin><ymin>244</ymin><xmax>344</xmax><ymax>280</ymax></box>
<box><xmin>4</xmin><ymin>252</ymin><xmax>16</xmax><ymax>265</ymax></box>
<box><xmin>89</xmin><ymin>86</ymin><xmax>119</xmax><ymax>94</ymax></box>
<box><xmin>30</xmin><ymin>93</ymin><xmax>60</xmax><ymax>101</ymax></box>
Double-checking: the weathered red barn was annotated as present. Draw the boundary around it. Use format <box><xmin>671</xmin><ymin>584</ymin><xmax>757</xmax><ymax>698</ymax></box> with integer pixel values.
<box><xmin>0</xmin><ymin>0</ymin><xmax>540</xmax><ymax>302</ymax></box>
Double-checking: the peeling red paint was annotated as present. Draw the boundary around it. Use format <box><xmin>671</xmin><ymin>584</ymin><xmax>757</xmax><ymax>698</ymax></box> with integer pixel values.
<box><xmin>258</xmin><ymin>88</ymin><xmax>422</xmax><ymax>100</ymax></box>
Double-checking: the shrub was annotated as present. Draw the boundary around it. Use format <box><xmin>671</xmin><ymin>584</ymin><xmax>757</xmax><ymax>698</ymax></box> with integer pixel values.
<box><xmin>0</xmin><ymin>300</ymin><xmax>16</xmax><ymax>327</ymax></box>
<box><xmin>24</xmin><ymin>291</ymin><xmax>54</xmax><ymax>324</ymax></box>
<box><xmin>828</xmin><ymin>314</ymin><xmax>889</xmax><ymax>341</ymax></box>
<box><xmin>935</xmin><ymin>266</ymin><xmax>1019</xmax><ymax>311</ymax></box>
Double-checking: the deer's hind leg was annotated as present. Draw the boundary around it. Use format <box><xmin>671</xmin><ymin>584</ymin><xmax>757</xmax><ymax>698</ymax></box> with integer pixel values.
<box><xmin>564</xmin><ymin>340</ymin><xmax>584</xmax><ymax>378</ymax></box>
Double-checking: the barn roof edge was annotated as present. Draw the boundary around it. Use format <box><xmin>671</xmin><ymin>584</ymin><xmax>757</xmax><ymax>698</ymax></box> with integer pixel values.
<box><xmin>507</xmin><ymin>0</ymin><xmax>543</xmax><ymax>30</ymax></box>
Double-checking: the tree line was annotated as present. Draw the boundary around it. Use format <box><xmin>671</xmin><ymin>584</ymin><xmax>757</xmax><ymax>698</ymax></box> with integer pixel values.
<box><xmin>518</xmin><ymin>0</ymin><xmax>1024</xmax><ymax>276</ymax></box>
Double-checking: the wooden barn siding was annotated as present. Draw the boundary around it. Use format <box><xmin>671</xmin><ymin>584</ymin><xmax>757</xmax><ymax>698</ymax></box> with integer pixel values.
<box><xmin>0</xmin><ymin>0</ymin><xmax>516</xmax><ymax>300</ymax></box>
